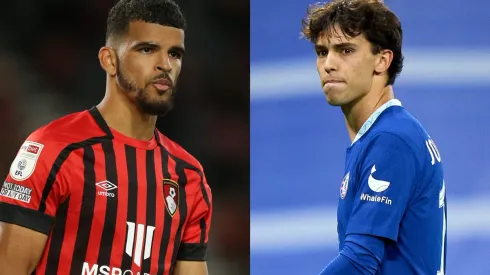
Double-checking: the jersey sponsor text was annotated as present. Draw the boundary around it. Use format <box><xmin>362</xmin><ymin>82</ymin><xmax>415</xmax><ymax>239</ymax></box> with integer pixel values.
<box><xmin>82</xmin><ymin>262</ymin><xmax>151</xmax><ymax>275</ymax></box>
<box><xmin>360</xmin><ymin>193</ymin><xmax>392</xmax><ymax>205</ymax></box>
<box><xmin>0</xmin><ymin>181</ymin><xmax>32</xmax><ymax>203</ymax></box>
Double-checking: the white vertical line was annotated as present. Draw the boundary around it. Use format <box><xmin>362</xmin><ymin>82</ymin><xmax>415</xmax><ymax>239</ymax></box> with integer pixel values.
<box><xmin>144</xmin><ymin>226</ymin><xmax>156</xmax><ymax>260</ymax></box>
<box><xmin>134</xmin><ymin>223</ymin><xmax>145</xmax><ymax>266</ymax></box>
<box><xmin>125</xmin><ymin>222</ymin><xmax>136</xmax><ymax>257</ymax></box>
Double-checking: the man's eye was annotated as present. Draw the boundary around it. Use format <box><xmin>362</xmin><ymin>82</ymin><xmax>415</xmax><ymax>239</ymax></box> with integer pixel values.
<box><xmin>139</xmin><ymin>47</ymin><xmax>154</xmax><ymax>54</ymax></box>
<box><xmin>341</xmin><ymin>48</ymin><xmax>354</xmax><ymax>54</ymax></box>
<box><xmin>317</xmin><ymin>50</ymin><xmax>328</xmax><ymax>57</ymax></box>
<box><xmin>169</xmin><ymin>51</ymin><xmax>183</xmax><ymax>59</ymax></box>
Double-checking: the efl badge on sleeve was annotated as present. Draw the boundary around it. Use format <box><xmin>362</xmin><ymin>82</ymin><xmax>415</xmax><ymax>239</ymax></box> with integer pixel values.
<box><xmin>163</xmin><ymin>179</ymin><xmax>179</xmax><ymax>216</ymax></box>
<box><xmin>340</xmin><ymin>172</ymin><xmax>350</xmax><ymax>199</ymax></box>
<box><xmin>9</xmin><ymin>141</ymin><xmax>44</xmax><ymax>181</ymax></box>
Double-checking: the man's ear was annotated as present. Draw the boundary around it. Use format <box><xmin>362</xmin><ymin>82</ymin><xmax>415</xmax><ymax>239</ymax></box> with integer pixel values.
<box><xmin>374</xmin><ymin>49</ymin><xmax>393</xmax><ymax>76</ymax></box>
<box><xmin>98</xmin><ymin>46</ymin><xmax>118</xmax><ymax>76</ymax></box>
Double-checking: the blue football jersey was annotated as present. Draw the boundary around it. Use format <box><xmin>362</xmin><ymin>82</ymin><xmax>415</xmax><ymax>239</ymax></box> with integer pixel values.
<box><xmin>337</xmin><ymin>99</ymin><xmax>447</xmax><ymax>275</ymax></box>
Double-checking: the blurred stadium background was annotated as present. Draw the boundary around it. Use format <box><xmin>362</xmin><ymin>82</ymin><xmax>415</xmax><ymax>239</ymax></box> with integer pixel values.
<box><xmin>251</xmin><ymin>0</ymin><xmax>490</xmax><ymax>274</ymax></box>
<box><xmin>0</xmin><ymin>0</ymin><xmax>249</xmax><ymax>274</ymax></box>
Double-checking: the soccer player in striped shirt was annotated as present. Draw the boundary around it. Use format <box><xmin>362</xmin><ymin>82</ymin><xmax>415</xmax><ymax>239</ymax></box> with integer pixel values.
<box><xmin>300</xmin><ymin>0</ymin><xmax>447</xmax><ymax>274</ymax></box>
<box><xmin>0</xmin><ymin>0</ymin><xmax>212</xmax><ymax>274</ymax></box>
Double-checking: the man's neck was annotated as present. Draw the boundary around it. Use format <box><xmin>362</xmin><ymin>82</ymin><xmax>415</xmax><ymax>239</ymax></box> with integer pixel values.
<box><xmin>96</xmin><ymin>88</ymin><xmax>158</xmax><ymax>141</ymax></box>
<box><xmin>342</xmin><ymin>85</ymin><xmax>394</xmax><ymax>143</ymax></box>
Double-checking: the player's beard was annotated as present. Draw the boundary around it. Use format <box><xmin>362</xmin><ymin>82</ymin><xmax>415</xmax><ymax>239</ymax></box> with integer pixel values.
<box><xmin>115</xmin><ymin>60</ymin><xmax>177</xmax><ymax>116</ymax></box>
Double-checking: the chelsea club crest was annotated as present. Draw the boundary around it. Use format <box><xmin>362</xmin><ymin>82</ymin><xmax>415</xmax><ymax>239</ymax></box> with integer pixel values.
<box><xmin>340</xmin><ymin>172</ymin><xmax>350</xmax><ymax>199</ymax></box>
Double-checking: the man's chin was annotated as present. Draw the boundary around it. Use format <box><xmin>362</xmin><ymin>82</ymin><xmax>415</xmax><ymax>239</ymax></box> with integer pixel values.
<box><xmin>324</xmin><ymin>93</ymin><xmax>344</xmax><ymax>107</ymax></box>
<box><xmin>135</xmin><ymin>100</ymin><xmax>174</xmax><ymax>116</ymax></box>
<box><xmin>324</xmin><ymin>88</ymin><xmax>352</xmax><ymax>107</ymax></box>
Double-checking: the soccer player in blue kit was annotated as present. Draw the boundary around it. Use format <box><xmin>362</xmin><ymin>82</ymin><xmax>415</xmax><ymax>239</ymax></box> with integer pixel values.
<box><xmin>300</xmin><ymin>0</ymin><xmax>447</xmax><ymax>274</ymax></box>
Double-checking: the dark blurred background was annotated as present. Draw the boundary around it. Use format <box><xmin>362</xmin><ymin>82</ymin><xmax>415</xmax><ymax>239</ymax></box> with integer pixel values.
<box><xmin>0</xmin><ymin>0</ymin><xmax>249</xmax><ymax>274</ymax></box>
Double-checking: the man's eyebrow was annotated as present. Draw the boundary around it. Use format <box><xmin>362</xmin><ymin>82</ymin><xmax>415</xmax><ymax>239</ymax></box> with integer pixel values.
<box><xmin>169</xmin><ymin>45</ymin><xmax>185</xmax><ymax>54</ymax></box>
<box><xmin>130</xmin><ymin>41</ymin><xmax>185</xmax><ymax>54</ymax></box>
<box><xmin>331</xmin><ymin>42</ymin><xmax>358</xmax><ymax>49</ymax></box>
<box><xmin>314</xmin><ymin>44</ymin><xmax>328</xmax><ymax>51</ymax></box>
<box><xmin>314</xmin><ymin>42</ymin><xmax>357</xmax><ymax>51</ymax></box>
<box><xmin>130</xmin><ymin>41</ymin><xmax>161</xmax><ymax>49</ymax></box>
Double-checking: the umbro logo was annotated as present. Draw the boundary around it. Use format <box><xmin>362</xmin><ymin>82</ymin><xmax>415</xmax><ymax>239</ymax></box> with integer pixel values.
<box><xmin>96</xmin><ymin>180</ymin><xmax>117</xmax><ymax>191</ymax></box>
<box><xmin>96</xmin><ymin>180</ymin><xmax>117</xmax><ymax>197</ymax></box>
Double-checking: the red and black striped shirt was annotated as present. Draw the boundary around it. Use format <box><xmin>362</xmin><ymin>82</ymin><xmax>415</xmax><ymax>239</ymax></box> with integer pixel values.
<box><xmin>0</xmin><ymin>107</ymin><xmax>212</xmax><ymax>275</ymax></box>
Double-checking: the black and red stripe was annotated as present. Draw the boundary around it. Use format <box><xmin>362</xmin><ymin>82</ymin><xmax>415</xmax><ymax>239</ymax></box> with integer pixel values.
<box><xmin>141</xmin><ymin>150</ymin><xmax>157</xmax><ymax>274</ymax></box>
<box><xmin>27</xmin><ymin>107</ymin><xmax>207</xmax><ymax>275</ymax></box>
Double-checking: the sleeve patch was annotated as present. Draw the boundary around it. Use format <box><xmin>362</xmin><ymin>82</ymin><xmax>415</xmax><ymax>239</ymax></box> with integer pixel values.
<box><xmin>9</xmin><ymin>141</ymin><xmax>45</xmax><ymax>181</ymax></box>
<box><xmin>0</xmin><ymin>181</ymin><xmax>33</xmax><ymax>203</ymax></box>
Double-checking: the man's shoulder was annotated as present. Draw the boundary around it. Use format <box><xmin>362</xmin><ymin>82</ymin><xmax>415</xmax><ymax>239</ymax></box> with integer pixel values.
<box><xmin>360</xmin><ymin>109</ymin><xmax>434</xmax><ymax>171</ymax></box>
<box><xmin>9</xmin><ymin>110</ymin><xmax>106</xmax><ymax>181</ymax></box>
<box><xmin>372</xmin><ymin>107</ymin><xmax>431</xmax><ymax>147</ymax></box>
<box><xmin>157</xmin><ymin>133</ymin><xmax>204</xmax><ymax>173</ymax></box>
<box><xmin>25</xmin><ymin>109</ymin><xmax>109</xmax><ymax>151</ymax></box>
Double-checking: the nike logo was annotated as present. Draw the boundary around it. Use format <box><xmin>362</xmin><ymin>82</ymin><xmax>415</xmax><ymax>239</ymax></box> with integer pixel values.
<box><xmin>368</xmin><ymin>165</ymin><xmax>390</xmax><ymax>192</ymax></box>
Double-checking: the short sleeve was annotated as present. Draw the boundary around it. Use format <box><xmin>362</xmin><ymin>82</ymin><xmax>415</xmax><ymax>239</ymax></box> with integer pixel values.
<box><xmin>0</xmin><ymin>137</ymin><xmax>67</xmax><ymax>235</ymax></box>
<box><xmin>346</xmin><ymin>133</ymin><xmax>418</xmax><ymax>241</ymax></box>
<box><xmin>177</xmin><ymin>173</ymin><xmax>212</xmax><ymax>261</ymax></box>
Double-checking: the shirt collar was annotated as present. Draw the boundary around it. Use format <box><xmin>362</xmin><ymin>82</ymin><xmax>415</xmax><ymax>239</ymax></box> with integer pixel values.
<box><xmin>351</xmin><ymin>99</ymin><xmax>402</xmax><ymax>145</ymax></box>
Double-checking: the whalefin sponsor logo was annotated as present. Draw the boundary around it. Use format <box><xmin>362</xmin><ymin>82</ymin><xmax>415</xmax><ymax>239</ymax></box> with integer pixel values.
<box><xmin>367</xmin><ymin>165</ymin><xmax>390</xmax><ymax>192</ymax></box>
<box><xmin>361</xmin><ymin>165</ymin><xmax>392</xmax><ymax>205</ymax></box>
<box><xmin>360</xmin><ymin>193</ymin><xmax>392</xmax><ymax>205</ymax></box>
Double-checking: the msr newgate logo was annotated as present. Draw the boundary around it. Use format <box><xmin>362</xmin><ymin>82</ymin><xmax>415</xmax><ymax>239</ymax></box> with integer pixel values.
<box><xmin>82</xmin><ymin>263</ymin><xmax>152</xmax><ymax>275</ymax></box>
<box><xmin>95</xmin><ymin>180</ymin><xmax>117</xmax><ymax>198</ymax></box>
<box><xmin>360</xmin><ymin>193</ymin><xmax>392</xmax><ymax>205</ymax></box>
<box><xmin>0</xmin><ymin>181</ymin><xmax>32</xmax><ymax>203</ymax></box>
<box><xmin>82</xmin><ymin>222</ymin><xmax>155</xmax><ymax>275</ymax></box>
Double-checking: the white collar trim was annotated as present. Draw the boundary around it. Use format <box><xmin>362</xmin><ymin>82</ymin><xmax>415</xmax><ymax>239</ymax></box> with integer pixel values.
<box><xmin>351</xmin><ymin>99</ymin><xmax>402</xmax><ymax>145</ymax></box>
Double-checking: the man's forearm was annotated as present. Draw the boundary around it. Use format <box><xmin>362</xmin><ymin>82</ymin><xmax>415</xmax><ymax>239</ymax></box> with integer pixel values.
<box><xmin>319</xmin><ymin>234</ymin><xmax>385</xmax><ymax>275</ymax></box>
<box><xmin>319</xmin><ymin>253</ymin><xmax>363</xmax><ymax>275</ymax></box>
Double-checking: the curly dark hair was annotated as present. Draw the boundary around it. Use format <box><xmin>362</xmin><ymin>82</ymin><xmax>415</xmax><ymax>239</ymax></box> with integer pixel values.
<box><xmin>106</xmin><ymin>0</ymin><xmax>187</xmax><ymax>43</ymax></box>
<box><xmin>301</xmin><ymin>0</ymin><xmax>403</xmax><ymax>86</ymax></box>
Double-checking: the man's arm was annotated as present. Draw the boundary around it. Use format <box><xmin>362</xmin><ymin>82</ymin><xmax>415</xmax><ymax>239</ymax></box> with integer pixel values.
<box><xmin>319</xmin><ymin>234</ymin><xmax>385</xmax><ymax>275</ymax></box>
<box><xmin>0</xmin><ymin>137</ymin><xmax>67</xmax><ymax>274</ymax></box>
<box><xmin>320</xmin><ymin>132</ymin><xmax>418</xmax><ymax>274</ymax></box>
<box><xmin>174</xmin><ymin>168</ymin><xmax>212</xmax><ymax>275</ymax></box>
<box><xmin>319</xmin><ymin>254</ymin><xmax>360</xmax><ymax>274</ymax></box>
<box><xmin>0</xmin><ymin>222</ymin><xmax>48</xmax><ymax>275</ymax></box>
<box><xmin>173</xmin><ymin>261</ymin><xmax>209</xmax><ymax>275</ymax></box>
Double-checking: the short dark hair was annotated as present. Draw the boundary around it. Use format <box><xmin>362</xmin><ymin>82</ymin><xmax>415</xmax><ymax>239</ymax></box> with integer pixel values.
<box><xmin>301</xmin><ymin>0</ymin><xmax>403</xmax><ymax>86</ymax></box>
<box><xmin>106</xmin><ymin>0</ymin><xmax>187</xmax><ymax>43</ymax></box>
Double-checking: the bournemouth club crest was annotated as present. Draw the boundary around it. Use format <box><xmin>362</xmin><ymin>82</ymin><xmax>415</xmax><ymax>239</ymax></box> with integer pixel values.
<box><xmin>163</xmin><ymin>179</ymin><xmax>179</xmax><ymax>216</ymax></box>
<box><xmin>340</xmin><ymin>172</ymin><xmax>350</xmax><ymax>199</ymax></box>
